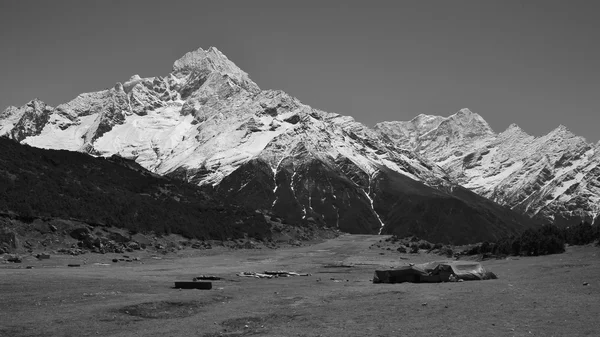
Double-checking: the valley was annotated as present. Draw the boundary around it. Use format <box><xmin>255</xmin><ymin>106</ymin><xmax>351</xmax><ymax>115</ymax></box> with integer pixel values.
<box><xmin>1</xmin><ymin>3</ymin><xmax>599</xmax><ymax>337</ymax></box>
<box><xmin>1</xmin><ymin>235</ymin><xmax>599</xmax><ymax>337</ymax></box>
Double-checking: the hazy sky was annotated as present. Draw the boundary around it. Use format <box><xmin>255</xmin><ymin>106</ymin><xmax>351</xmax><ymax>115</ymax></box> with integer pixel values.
<box><xmin>1</xmin><ymin>1</ymin><xmax>598</xmax><ymax>142</ymax></box>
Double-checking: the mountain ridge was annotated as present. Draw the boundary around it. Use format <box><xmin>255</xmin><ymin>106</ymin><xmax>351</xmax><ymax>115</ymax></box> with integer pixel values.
<box><xmin>0</xmin><ymin>46</ymin><xmax>539</xmax><ymax>243</ymax></box>
<box><xmin>375</xmin><ymin>110</ymin><xmax>600</xmax><ymax>225</ymax></box>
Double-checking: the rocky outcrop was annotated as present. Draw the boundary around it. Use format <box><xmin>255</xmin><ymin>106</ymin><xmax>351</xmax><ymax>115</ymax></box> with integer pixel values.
<box><xmin>0</xmin><ymin>99</ymin><xmax>54</xmax><ymax>142</ymax></box>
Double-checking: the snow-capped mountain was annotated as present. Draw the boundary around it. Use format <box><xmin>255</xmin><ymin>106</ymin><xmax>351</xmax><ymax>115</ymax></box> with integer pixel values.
<box><xmin>376</xmin><ymin>110</ymin><xmax>600</xmax><ymax>225</ymax></box>
<box><xmin>0</xmin><ymin>47</ymin><xmax>534</xmax><ymax>244</ymax></box>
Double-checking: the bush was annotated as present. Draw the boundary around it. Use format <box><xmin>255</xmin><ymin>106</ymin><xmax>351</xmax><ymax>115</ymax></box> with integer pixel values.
<box><xmin>479</xmin><ymin>241</ymin><xmax>492</xmax><ymax>254</ymax></box>
<box><xmin>410</xmin><ymin>243</ymin><xmax>419</xmax><ymax>254</ymax></box>
<box><xmin>439</xmin><ymin>246</ymin><xmax>453</xmax><ymax>258</ymax></box>
<box><xmin>418</xmin><ymin>241</ymin><xmax>432</xmax><ymax>250</ymax></box>
<box><xmin>396</xmin><ymin>246</ymin><xmax>407</xmax><ymax>253</ymax></box>
<box><xmin>563</xmin><ymin>222</ymin><xmax>599</xmax><ymax>245</ymax></box>
<box><xmin>464</xmin><ymin>245</ymin><xmax>480</xmax><ymax>256</ymax></box>
<box><xmin>465</xmin><ymin>224</ymin><xmax>568</xmax><ymax>257</ymax></box>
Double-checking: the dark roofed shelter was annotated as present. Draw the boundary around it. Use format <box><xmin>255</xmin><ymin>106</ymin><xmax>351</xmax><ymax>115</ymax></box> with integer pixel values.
<box><xmin>373</xmin><ymin>261</ymin><xmax>495</xmax><ymax>284</ymax></box>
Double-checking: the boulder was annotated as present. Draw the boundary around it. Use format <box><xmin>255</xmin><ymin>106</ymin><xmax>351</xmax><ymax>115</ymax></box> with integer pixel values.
<box><xmin>69</xmin><ymin>227</ymin><xmax>91</xmax><ymax>240</ymax></box>
<box><xmin>127</xmin><ymin>242</ymin><xmax>140</xmax><ymax>250</ymax></box>
<box><xmin>131</xmin><ymin>234</ymin><xmax>152</xmax><ymax>247</ymax></box>
<box><xmin>108</xmin><ymin>232</ymin><xmax>130</xmax><ymax>243</ymax></box>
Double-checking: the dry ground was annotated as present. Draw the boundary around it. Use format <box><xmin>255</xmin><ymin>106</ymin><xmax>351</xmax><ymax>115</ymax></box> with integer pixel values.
<box><xmin>1</xmin><ymin>235</ymin><xmax>599</xmax><ymax>337</ymax></box>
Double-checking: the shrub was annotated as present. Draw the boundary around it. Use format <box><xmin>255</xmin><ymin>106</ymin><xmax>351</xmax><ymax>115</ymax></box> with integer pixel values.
<box><xmin>439</xmin><ymin>246</ymin><xmax>453</xmax><ymax>258</ymax></box>
<box><xmin>418</xmin><ymin>241</ymin><xmax>432</xmax><ymax>250</ymax></box>
<box><xmin>410</xmin><ymin>243</ymin><xmax>419</xmax><ymax>254</ymax></box>
<box><xmin>563</xmin><ymin>222</ymin><xmax>598</xmax><ymax>245</ymax></box>
<box><xmin>464</xmin><ymin>245</ymin><xmax>480</xmax><ymax>256</ymax></box>
<box><xmin>479</xmin><ymin>241</ymin><xmax>492</xmax><ymax>254</ymax></box>
<box><xmin>396</xmin><ymin>246</ymin><xmax>407</xmax><ymax>253</ymax></box>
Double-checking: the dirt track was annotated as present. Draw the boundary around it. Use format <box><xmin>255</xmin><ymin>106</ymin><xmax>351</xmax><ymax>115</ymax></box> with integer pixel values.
<box><xmin>1</xmin><ymin>235</ymin><xmax>599</xmax><ymax>337</ymax></box>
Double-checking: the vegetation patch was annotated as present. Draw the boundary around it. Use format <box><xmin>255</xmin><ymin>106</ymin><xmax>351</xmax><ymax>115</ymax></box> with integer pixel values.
<box><xmin>0</xmin><ymin>138</ymin><xmax>271</xmax><ymax>241</ymax></box>
<box><xmin>463</xmin><ymin>222</ymin><xmax>600</xmax><ymax>257</ymax></box>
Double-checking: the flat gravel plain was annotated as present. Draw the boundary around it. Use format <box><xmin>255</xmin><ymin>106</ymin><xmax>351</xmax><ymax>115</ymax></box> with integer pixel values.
<box><xmin>1</xmin><ymin>235</ymin><xmax>599</xmax><ymax>337</ymax></box>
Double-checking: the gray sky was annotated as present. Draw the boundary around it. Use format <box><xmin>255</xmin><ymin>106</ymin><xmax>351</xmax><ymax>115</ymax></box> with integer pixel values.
<box><xmin>1</xmin><ymin>0</ymin><xmax>598</xmax><ymax>142</ymax></box>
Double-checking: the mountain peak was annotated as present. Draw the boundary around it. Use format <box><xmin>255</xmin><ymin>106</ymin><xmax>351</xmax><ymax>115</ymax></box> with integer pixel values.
<box><xmin>445</xmin><ymin>108</ymin><xmax>494</xmax><ymax>135</ymax></box>
<box><xmin>451</xmin><ymin>108</ymin><xmax>483</xmax><ymax>120</ymax></box>
<box><xmin>172</xmin><ymin>46</ymin><xmax>259</xmax><ymax>92</ymax></box>
<box><xmin>547</xmin><ymin>124</ymin><xmax>576</xmax><ymax>138</ymax></box>
<box><xmin>555</xmin><ymin>124</ymin><xmax>569</xmax><ymax>132</ymax></box>
<box><xmin>457</xmin><ymin>108</ymin><xmax>474</xmax><ymax>115</ymax></box>
<box><xmin>27</xmin><ymin>98</ymin><xmax>47</xmax><ymax>107</ymax></box>
<box><xmin>173</xmin><ymin>47</ymin><xmax>226</xmax><ymax>73</ymax></box>
<box><xmin>503</xmin><ymin>123</ymin><xmax>526</xmax><ymax>133</ymax></box>
<box><xmin>411</xmin><ymin>113</ymin><xmax>439</xmax><ymax>123</ymax></box>
<box><xmin>498</xmin><ymin>123</ymin><xmax>532</xmax><ymax>141</ymax></box>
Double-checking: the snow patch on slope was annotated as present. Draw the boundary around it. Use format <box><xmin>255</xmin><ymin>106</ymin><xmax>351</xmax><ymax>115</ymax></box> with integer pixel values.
<box><xmin>94</xmin><ymin>103</ymin><xmax>195</xmax><ymax>170</ymax></box>
<box><xmin>23</xmin><ymin>114</ymin><xmax>98</xmax><ymax>151</ymax></box>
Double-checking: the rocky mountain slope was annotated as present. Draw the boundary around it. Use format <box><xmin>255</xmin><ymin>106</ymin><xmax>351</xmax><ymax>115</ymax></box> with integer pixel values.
<box><xmin>0</xmin><ymin>47</ymin><xmax>534</xmax><ymax>244</ymax></box>
<box><xmin>376</xmin><ymin>110</ymin><xmax>600</xmax><ymax>226</ymax></box>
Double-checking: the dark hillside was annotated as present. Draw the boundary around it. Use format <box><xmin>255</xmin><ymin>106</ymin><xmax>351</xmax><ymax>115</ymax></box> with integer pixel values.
<box><xmin>0</xmin><ymin>138</ymin><xmax>270</xmax><ymax>240</ymax></box>
<box><xmin>371</xmin><ymin>167</ymin><xmax>538</xmax><ymax>244</ymax></box>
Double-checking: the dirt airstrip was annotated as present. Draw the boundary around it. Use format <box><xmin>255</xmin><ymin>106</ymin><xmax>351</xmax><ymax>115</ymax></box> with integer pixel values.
<box><xmin>1</xmin><ymin>235</ymin><xmax>599</xmax><ymax>337</ymax></box>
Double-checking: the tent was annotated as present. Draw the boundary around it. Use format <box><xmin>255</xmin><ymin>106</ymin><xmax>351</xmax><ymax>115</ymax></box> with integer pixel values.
<box><xmin>373</xmin><ymin>261</ymin><xmax>494</xmax><ymax>284</ymax></box>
